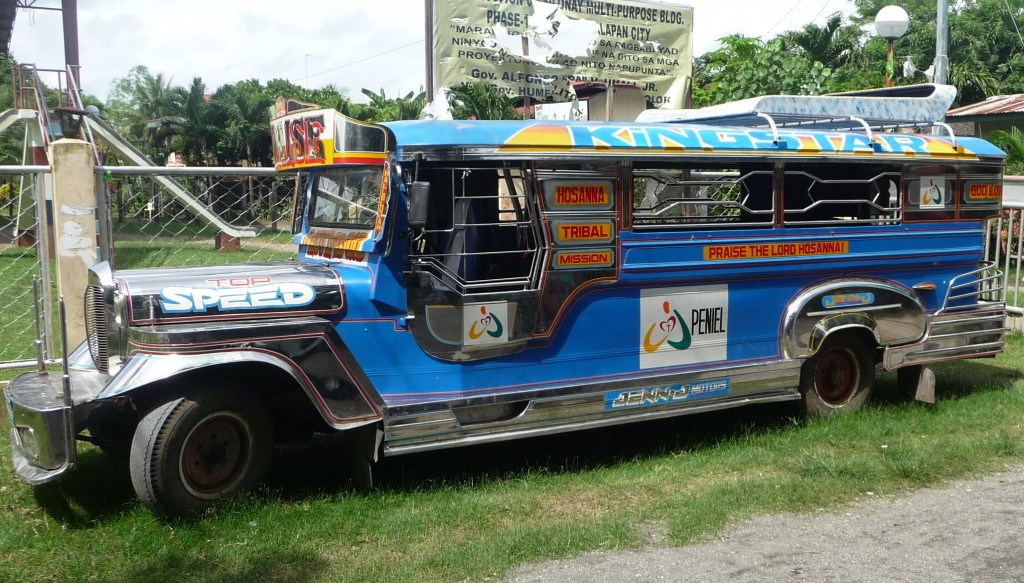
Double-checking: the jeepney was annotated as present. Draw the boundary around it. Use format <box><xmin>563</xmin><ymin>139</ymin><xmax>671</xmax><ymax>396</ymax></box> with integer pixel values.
<box><xmin>5</xmin><ymin>84</ymin><xmax>1006</xmax><ymax>516</ymax></box>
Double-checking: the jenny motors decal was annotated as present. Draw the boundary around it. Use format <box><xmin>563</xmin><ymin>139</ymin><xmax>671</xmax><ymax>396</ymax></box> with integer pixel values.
<box><xmin>463</xmin><ymin>302</ymin><xmax>509</xmax><ymax>346</ymax></box>
<box><xmin>606</xmin><ymin>378</ymin><xmax>731</xmax><ymax>411</ymax></box>
<box><xmin>159</xmin><ymin>278</ymin><xmax>318</xmax><ymax>314</ymax></box>
<box><xmin>640</xmin><ymin>285</ymin><xmax>728</xmax><ymax>369</ymax></box>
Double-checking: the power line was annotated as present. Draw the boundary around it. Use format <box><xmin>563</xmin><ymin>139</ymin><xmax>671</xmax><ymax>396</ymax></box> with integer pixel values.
<box><xmin>1004</xmin><ymin>0</ymin><xmax>1024</xmax><ymax>50</ymax></box>
<box><xmin>299</xmin><ymin>39</ymin><xmax>424</xmax><ymax>83</ymax></box>
<box><xmin>762</xmin><ymin>0</ymin><xmax>808</xmax><ymax>39</ymax></box>
<box><xmin>810</xmin><ymin>0</ymin><xmax>835</xmax><ymax>24</ymax></box>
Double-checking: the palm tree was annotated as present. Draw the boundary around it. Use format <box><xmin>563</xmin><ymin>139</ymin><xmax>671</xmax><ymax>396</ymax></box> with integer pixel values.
<box><xmin>173</xmin><ymin>78</ymin><xmax>216</xmax><ymax>166</ymax></box>
<box><xmin>779</xmin><ymin>12</ymin><xmax>859</xmax><ymax>70</ymax></box>
<box><xmin>212</xmin><ymin>79</ymin><xmax>274</xmax><ymax>166</ymax></box>
<box><xmin>987</xmin><ymin>127</ymin><xmax>1024</xmax><ymax>175</ymax></box>
<box><xmin>446</xmin><ymin>83</ymin><xmax>518</xmax><ymax>120</ymax></box>
<box><xmin>106</xmin><ymin>66</ymin><xmax>186</xmax><ymax>159</ymax></box>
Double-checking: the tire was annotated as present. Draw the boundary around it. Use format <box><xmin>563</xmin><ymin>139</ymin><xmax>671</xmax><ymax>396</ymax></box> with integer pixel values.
<box><xmin>799</xmin><ymin>336</ymin><xmax>875</xmax><ymax>418</ymax></box>
<box><xmin>129</xmin><ymin>388</ymin><xmax>273</xmax><ymax>517</ymax></box>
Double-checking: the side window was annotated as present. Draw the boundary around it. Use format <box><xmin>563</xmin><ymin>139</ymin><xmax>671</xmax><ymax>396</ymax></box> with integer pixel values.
<box><xmin>632</xmin><ymin>163</ymin><xmax>774</xmax><ymax>228</ymax></box>
<box><xmin>959</xmin><ymin>164</ymin><xmax>1002</xmax><ymax>221</ymax></box>
<box><xmin>782</xmin><ymin>163</ymin><xmax>901</xmax><ymax>226</ymax></box>
<box><xmin>411</xmin><ymin>165</ymin><xmax>540</xmax><ymax>295</ymax></box>
<box><xmin>904</xmin><ymin>165</ymin><xmax>957</xmax><ymax>222</ymax></box>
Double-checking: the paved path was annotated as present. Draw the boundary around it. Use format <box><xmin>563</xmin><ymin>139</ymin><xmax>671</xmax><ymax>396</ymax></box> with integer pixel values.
<box><xmin>506</xmin><ymin>465</ymin><xmax>1024</xmax><ymax>582</ymax></box>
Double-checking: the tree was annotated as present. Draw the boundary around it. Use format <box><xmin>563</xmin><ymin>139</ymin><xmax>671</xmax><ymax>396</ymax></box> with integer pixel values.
<box><xmin>693</xmin><ymin>36</ymin><xmax>833</xmax><ymax>106</ymax></box>
<box><xmin>357</xmin><ymin>88</ymin><xmax>426</xmax><ymax>122</ymax></box>
<box><xmin>171</xmin><ymin>78</ymin><xmax>216</xmax><ymax>166</ymax></box>
<box><xmin>210</xmin><ymin>79</ymin><xmax>274</xmax><ymax>166</ymax></box>
<box><xmin>851</xmin><ymin>0</ymin><xmax>1018</xmax><ymax>103</ymax></box>
<box><xmin>105</xmin><ymin>66</ymin><xmax>186</xmax><ymax>160</ymax></box>
<box><xmin>780</xmin><ymin>12</ymin><xmax>861</xmax><ymax>70</ymax></box>
<box><xmin>988</xmin><ymin>127</ymin><xmax>1024</xmax><ymax>174</ymax></box>
<box><xmin>446</xmin><ymin>83</ymin><xmax>518</xmax><ymax>120</ymax></box>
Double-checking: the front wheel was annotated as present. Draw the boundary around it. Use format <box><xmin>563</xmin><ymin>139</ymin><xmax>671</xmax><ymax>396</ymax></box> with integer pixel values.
<box><xmin>129</xmin><ymin>388</ymin><xmax>273</xmax><ymax>517</ymax></box>
<box><xmin>799</xmin><ymin>336</ymin><xmax>875</xmax><ymax>417</ymax></box>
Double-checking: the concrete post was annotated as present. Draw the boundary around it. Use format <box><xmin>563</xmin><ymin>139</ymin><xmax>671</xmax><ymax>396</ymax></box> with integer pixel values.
<box><xmin>48</xmin><ymin>138</ymin><xmax>97</xmax><ymax>348</ymax></box>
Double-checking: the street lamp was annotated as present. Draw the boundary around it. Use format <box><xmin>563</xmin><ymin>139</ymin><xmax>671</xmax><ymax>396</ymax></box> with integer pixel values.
<box><xmin>875</xmin><ymin>5</ymin><xmax>910</xmax><ymax>87</ymax></box>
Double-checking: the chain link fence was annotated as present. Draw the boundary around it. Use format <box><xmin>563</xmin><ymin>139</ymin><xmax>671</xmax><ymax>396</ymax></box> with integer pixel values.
<box><xmin>0</xmin><ymin>166</ymin><xmax>55</xmax><ymax>369</ymax></box>
<box><xmin>1</xmin><ymin>166</ymin><xmax>306</xmax><ymax>371</ymax></box>
<box><xmin>99</xmin><ymin>167</ymin><xmax>305</xmax><ymax>270</ymax></box>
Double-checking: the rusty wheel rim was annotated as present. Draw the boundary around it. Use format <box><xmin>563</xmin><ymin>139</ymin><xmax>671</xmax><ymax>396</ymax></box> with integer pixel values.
<box><xmin>814</xmin><ymin>347</ymin><xmax>858</xmax><ymax>406</ymax></box>
<box><xmin>179</xmin><ymin>413</ymin><xmax>251</xmax><ymax>498</ymax></box>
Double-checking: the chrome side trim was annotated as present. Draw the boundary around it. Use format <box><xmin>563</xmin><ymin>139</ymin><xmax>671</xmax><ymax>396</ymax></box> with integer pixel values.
<box><xmin>382</xmin><ymin>360</ymin><xmax>802</xmax><ymax>455</ymax></box>
<box><xmin>883</xmin><ymin>305</ymin><xmax>1006</xmax><ymax>370</ymax></box>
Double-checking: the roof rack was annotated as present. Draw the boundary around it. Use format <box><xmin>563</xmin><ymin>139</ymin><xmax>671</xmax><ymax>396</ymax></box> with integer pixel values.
<box><xmin>637</xmin><ymin>83</ymin><xmax>959</xmax><ymax>146</ymax></box>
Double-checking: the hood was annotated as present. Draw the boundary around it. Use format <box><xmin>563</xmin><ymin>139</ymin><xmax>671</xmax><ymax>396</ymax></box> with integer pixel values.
<box><xmin>115</xmin><ymin>262</ymin><xmax>344</xmax><ymax>325</ymax></box>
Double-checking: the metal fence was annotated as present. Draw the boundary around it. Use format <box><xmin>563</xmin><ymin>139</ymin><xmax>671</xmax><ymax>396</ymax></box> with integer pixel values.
<box><xmin>0</xmin><ymin>165</ymin><xmax>54</xmax><ymax>369</ymax></box>
<box><xmin>99</xmin><ymin>167</ymin><xmax>305</xmax><ymax>270</ymax></box>
<box><xmin>0</xmin><ymin>166</ymin><xmax>306</xmax><ymax>371</ymax></box>
<box><xmin>989</xmin><ymin>200</ymin><xmax>1024</xmax><ymax>320</ymax></box>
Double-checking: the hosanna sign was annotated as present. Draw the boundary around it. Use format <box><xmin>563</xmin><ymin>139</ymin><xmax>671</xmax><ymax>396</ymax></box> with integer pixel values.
<box><xmin>429</xmin><ymin>0</ymin><xmax>694</xmax><ymax>108</ymax></box>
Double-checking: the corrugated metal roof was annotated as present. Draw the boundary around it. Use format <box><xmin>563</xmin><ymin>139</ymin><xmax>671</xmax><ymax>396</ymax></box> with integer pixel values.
<box><xmin>947</xmin><ymin>94</ymin><xmax>1024</xmax><ymax>117</ymax></box>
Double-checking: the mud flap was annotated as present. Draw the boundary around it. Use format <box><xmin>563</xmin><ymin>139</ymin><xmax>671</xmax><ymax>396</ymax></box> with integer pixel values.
<box><xmin>898</xmin><ymin>365</ymin><xmax>936</xmax><ymax>405</ymax></box>
<box><xmin>342</xmin><ymin>424</ymin><xmax>383</xmax><ymax>489</ymax></box>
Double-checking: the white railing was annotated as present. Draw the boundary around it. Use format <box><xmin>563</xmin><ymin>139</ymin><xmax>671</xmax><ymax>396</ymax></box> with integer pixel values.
<box><xmin>989</xmin><ymin>176</ymin><xmax>1024</xmax><ymax>317</ymax></box>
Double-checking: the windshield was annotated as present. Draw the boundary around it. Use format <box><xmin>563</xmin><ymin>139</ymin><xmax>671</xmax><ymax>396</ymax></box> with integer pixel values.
<box><xmin>310</xmin><ymin>166</ymin><xmax>385</xmax><ymax>229</ymax></box>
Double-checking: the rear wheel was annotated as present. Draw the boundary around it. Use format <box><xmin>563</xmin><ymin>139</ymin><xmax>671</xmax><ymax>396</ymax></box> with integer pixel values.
<box><xmin>800</xmin><ymin>336</ymin><xmax>875</xmax><ymax>417</ymax></box>
<box><xmin>129</xmin><ymin>388</ymin><xmax>273</xmax><ymax>517</ymax></box>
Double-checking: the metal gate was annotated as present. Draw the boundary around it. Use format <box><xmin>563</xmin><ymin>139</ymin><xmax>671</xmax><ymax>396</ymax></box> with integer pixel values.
<box><xmin>0</xmin><ymin>165</ymin><xmax>55</xmax><ymax>370</ymax></box>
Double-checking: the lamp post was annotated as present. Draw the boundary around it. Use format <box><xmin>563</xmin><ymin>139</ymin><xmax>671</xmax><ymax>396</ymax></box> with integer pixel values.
<box><xmin>875</xmin><ymin>6</ymin><xmax>910</xmax><ymax>88</ymax></box>
<box><xmin>53</xmin><ymin>106</ymin><xmax>88</xmax><ymax>139</ymax></box>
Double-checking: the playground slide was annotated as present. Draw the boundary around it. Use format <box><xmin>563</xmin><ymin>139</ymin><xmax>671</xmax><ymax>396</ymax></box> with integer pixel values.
<box><xmin>0</xmin><ymin>109</ymin><xmax>37</xmax><ymax>135</ymax></box>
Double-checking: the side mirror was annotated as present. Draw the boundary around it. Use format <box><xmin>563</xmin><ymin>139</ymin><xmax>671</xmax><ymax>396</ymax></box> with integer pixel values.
<box><xmin>408</xmin><ymin>181</ymin><xmax>430</xmax><ymax>228</ymax></box>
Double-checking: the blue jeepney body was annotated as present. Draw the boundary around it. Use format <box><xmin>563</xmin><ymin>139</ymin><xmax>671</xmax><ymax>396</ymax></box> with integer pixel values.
<box><xmin>5</xmin><ymin>86</ymin><xmax>1007</xmax><ymax>501</ymax></box>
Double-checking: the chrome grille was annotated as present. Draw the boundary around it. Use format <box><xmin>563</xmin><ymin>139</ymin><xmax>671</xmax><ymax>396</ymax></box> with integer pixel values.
<box><xmin>84</xmin><ymin>284</ymin><xmax>108</xmax><ymax>373</ymax></box>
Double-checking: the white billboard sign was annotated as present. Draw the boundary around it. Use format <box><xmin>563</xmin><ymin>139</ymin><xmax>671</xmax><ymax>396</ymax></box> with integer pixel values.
<box><xmin>430</xmin><ymin>0</ymin><xmax>693</xmax><ymax>108</ymax></box>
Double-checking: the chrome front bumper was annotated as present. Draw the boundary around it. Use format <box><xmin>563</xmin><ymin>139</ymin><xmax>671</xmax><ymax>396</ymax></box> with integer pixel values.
<box><xmin>883</xmin><ymin>303</ymin><xmax>1006</xmax><ymax>370</ymax></box>
<box><xmin>4</xmin><ymin>347</ymin><xmax>109</xmax><ymax>485</ymax></box>
<box><xmin>5</xmin><ymin>371</ymin><xmax>77</xmax><ymax>484</ymax></box>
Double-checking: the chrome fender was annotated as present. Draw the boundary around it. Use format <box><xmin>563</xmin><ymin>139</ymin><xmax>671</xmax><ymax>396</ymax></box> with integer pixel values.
<box><xmin>782</xmin><ymin>279</ymin><xmax>927</xmax><ymax>359</ymax></box>
<box><xmin>98</xmin><ymin>348</ymin><xmax>381</xmax><ymax>431</ymax></box>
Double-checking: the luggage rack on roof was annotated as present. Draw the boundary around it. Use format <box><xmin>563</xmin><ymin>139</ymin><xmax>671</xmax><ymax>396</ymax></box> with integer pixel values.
<box><xmin>636</xmin><ymin>83</ymin><xmax>960</xmax><ymax>147</ymax></box>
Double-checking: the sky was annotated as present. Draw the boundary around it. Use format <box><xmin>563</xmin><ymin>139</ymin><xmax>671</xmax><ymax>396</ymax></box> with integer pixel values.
<box><xmin>9</xmin><ymin>0</ymin><xmax>855</xmax><ymax>104</ymax></box>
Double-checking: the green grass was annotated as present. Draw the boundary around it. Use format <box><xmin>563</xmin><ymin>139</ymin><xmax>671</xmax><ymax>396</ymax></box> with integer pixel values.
<box><xmin>2</xmin><ymin>336</ymin><xmax>1024</xmax><ymax>582</ymax></box>
<box><xmin>111</xmin><ymin>239</ymin><xmax>296</xmax><ymax>270</ymax></box>
<box><xmin>113</xmin><ymin>220</ymin><xmax>296</xmax><ymax>245</ymax></box>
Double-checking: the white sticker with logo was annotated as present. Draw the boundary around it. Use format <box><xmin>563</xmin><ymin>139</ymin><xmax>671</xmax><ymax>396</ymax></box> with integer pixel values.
<box><xmin>160</xmin><ymin>283</ymin><xmax>316</xmax><ymax>313</ymax></box>
<box><xmin>463</xmin><ymin>302</ymin><xmax>509</xmax><ymax>346</ymax></box>
<box><xmin>640</xmin><ymin>285</ymin><xmax>729</xmax><ymax>369</ymax></box>
<box><xmin>920</xmin><ymin>176</ymin><xmax>946</xmax><ymax>208</ymax></box>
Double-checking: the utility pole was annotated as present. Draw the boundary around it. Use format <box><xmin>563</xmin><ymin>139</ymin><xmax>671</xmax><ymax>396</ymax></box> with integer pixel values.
<box><xmin>62</xmin><ymin>0</ymin><xmax>80</xmax><ymax>90</ymax></box>
<box><xmin>934</xmin><ymin>0</ymin><xmax>949</xmax><ymax>85</ymax></box>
